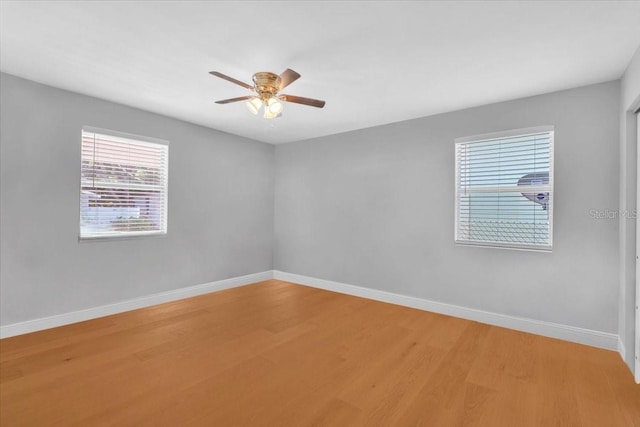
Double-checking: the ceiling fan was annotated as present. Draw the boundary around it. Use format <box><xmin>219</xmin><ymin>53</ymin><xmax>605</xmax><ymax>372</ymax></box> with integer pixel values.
<box><xmin>210</xmin><ymin>69</ymin><xmax>326</xmax><ymax>119</ymax></box>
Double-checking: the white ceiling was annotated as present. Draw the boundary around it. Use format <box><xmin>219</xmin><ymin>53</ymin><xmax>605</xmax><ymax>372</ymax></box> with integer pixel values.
<box><xmin>1</xmin><ymin>1</ymin><xmax>639</xmax><ymax>144</ymax></box>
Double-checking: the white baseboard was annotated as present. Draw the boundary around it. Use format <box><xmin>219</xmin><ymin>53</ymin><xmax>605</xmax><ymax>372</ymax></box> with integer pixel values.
<box><xmin>618</xmin><ymin>336</ymin><xmax>626</xmax><ymax>361</ymax></box>
<box><xmin>617</xmin><ymin>336</ymin><xmax>640</xmax><ymax>384</ymax></box>
<box><xmin>273</xmin><ymin>270</ymin><xmax>619</xmax><ymax>352</ymax></box>
<box><xmin>2</xmin><ymin>270</ymin><xmax>620</xmax><ymax>353</ymax></box>
<box><xmin>0</xmin><ymin>271</ymin><xmax>274</xmax><ymax>339</ymax></box>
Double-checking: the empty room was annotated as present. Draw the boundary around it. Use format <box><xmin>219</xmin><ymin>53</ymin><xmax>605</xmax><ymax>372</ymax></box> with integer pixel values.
<box><xmin>1</xmin><ymin>1</ymin><xmax>639</xmax><ymax>425</ymax></box>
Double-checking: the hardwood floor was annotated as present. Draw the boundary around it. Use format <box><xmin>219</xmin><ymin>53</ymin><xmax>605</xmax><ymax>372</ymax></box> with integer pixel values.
<box><xmin>1</xmin><ymin>279</ymin><xmax>638</xmax><ymax>426</ymax></box>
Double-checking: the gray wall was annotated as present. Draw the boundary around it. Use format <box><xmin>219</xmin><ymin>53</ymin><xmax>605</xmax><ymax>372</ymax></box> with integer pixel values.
<box><xmin>0</xmin><ymin>71</ymin><xmax>626</xmax><ymax>345</ymax></box>
<box><xmin>275</xmin><ymin>81</ymin><xmax>620</xmax><ymax>334</ymax></box>
<box><xmin>0</xmin><ymin>73</ymin><xmax>274</xmax><ymax>326</ymax></box>
<box><xmin>619</xmin><ymin>46</ymin><xmax>640</xmax><ymax>374</ymax></box>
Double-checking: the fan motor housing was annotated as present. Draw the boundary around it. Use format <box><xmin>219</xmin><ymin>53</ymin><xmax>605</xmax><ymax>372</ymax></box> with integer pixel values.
<box><xmin>253</xmin><ymin>72</ymin><xmax>281</xmax><ymax>99</ymax></box>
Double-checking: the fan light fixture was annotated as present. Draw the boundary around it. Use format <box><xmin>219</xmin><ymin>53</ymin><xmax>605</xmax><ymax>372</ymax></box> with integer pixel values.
<box><xmin>245</xmin><ymin>97</ymin><xmax>262</xmax><ymax>115</ymax></box>
<box><xmin>266</xmin><ymin>97</ymin><xmax>284</xmax><ymax>115</ymax></box>
<box><xmin>245</xmin><ymin>96</ymin><xmax>284</xmax><ymax>119</ymax></box>
<box><xmin>263</xmin><ymin>109</ymin><xmax>281</xmax><ymax>119</ymax></box>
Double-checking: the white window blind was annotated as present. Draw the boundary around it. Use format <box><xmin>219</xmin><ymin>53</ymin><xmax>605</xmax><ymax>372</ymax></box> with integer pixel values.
<box><xmin>80</xmin><ymin>128</ymin><xmax>169</xmax><ymax>239</ymax></box>
<box><xmin>455</xmin><ymin>127</ymin><xmax>554</xmax><ymax>251</ymax></box>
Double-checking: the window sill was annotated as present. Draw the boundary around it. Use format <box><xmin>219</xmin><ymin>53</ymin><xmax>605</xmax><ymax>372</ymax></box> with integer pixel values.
<box><xmin>455</xmin><ymin>240</ymin><xmax>552</xmax><ymax>252</ymax></box>
<box><xmin>79</xmin><ymin>232</ymin><xmax>167</xmax><ymax>243</ymax></box>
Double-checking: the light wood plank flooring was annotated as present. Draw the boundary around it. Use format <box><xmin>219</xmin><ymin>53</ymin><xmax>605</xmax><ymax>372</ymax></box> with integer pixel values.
<box><xmin>1</xmin><ymin>279</ymin><xmax>638</xmax><ymax>426</ymax></box>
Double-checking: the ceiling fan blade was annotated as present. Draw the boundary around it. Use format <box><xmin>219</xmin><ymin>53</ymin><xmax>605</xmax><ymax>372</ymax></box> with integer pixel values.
<box><xmin>215</xmin><ymin>96</ymin><xmax>253</xmax><ymax>104</ymax></box>
<box><xmin>209</xmin><ymin>71</ymin><xmax>253</xmax><ymax>90</ymax></box>
<box><xmin>280</xmin><ymin>94</ymin><xmax>325</xmax><ymax>108</ymax></box>
<box><xmin>278</xmin><ymin>69</ymin><xmax>301</xmax><ymax>90</ymax></box>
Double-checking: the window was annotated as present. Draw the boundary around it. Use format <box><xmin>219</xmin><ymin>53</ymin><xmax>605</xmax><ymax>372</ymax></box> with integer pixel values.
<box><xmin>80</xmin><ymin>127</ymin><xmax>169</xmax><ymax>239</ymax></box>
<box><xmin>455</xmin><ymin>126</ymin><xmax>554</xmax><ymax>251</ymax></box>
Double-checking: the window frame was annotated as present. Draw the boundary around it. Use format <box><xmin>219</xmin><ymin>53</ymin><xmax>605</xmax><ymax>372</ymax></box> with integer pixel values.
<box><xmin>79</xmin><ymin>126</ymin><xmax>169</xmax><ymax>241</ymax></box>
<box><xmin>454</xmin><ymin>126</ymin><xmax>554</xmax><ymax>252</ymax></box>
